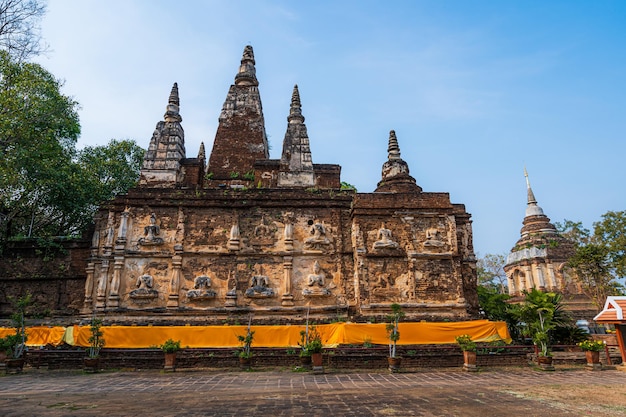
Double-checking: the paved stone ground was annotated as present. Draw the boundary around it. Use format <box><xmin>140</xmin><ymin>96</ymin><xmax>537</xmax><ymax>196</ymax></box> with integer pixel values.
<box><xmin>1</xmin><ymin>367</ymin><xmax>625</xmax><ymax>416</ymax></box>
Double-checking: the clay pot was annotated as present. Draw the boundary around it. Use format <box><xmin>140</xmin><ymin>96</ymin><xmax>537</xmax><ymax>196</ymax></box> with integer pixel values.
<box><xmin>164</xmin><ymin>353</ymin><xmax>176</xmax><ymax>371</ymax></box>
<box><xmin>387</xmin><ymin>356</ymin><xmax>402</xmax><ymax>372</ymax></box>
<box><xmin>311</xmin><ymin>353</ymin><xmax>323</xmax><ymax>367</ymax></box>
<box><xmin>585</xmin><ymin>350</ymin><xmax>600</xmax><ymax>365</ymax></box>
<box><xmin>83</xmin><ymin>357</ymin><xmax>100</xmax><ymax>373</ymax></box>
<box><xmin>463</xmin><ymin>351</ymin><xmax>477</xmax><ymax>366</ymax></box>
<box><xmin>537</xmin><ymin>355</ymin><xmax>553</xmax><ymax>365</ymax></box>
<box><xmin>239</xmin><ymin>356</ymin><xmax>252</xmax><ymax>370</ymax></box>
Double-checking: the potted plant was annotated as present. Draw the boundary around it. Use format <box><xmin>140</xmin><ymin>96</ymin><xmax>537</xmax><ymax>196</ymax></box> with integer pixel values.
<box><xmin>386</xmin><ymin>303</ymin><xmax>405</xmax><ymax>372</ymax></box>
<box><xmin>578</xmin><ymin>339</ymin><xmax>604</xmax><ymax>369</ymax></box>
<box><xmin>455</xmin><ymin>334</ymin><xmax>478</xmax><ymax>371</ymax></box>
<box><xmin>306</xmin><ymin>327</ymin><xmax>323</xmax><ymax>369</ymax></box>
<box><xmin>160</xmin><ymin>338</ymin><xmax>181</xmax><ymax>371</ymax></box>
<box><xmin>84</xmin><ymin>317</ymin><xmax>105</xmax><ymax>372</ymax></box>
<box><xmin>237</xmin><ymin>322</ymin><xmax>254</xmax><ymax>370</ymax></box>
<box><xmin>4</xmin><ymin>294</ymin><xmax>31</xmax><ymax>374</ymax></box>
<box><xmin>531</xmin><ymin>308</ymin><xmax>555</xmax><ymax>370</ymax></box>
<box><xmin>297</xmin><ymin>329</ymin><xmax>312</xmax><ymax>369</ymax></box>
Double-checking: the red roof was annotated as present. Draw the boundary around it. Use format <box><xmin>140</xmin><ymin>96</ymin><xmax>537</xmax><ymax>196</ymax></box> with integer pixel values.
<box><xmin>594</xmin><ymin>296</ymin><xmax>626</xmax><ymax>323</ymax></box>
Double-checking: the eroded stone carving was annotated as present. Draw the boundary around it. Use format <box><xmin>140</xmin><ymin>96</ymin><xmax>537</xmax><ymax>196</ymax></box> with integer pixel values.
<box><xmin>228</xmin><ymin>223</ymin><xmax>240</xmax><ymax>251</ymax></box>
<box><xmin>187</xmin><ymin>275</ymin><xmax>217</xmax><ymax>300</ymax></box>
<box><xmin>245</xmin><ymin>266</ymin><xmax>275</xmax><ymax>298</ymax></box>
<box><xmin>424</xmin><ymin>227</ymin><xmax>445</xmax><ymax>248</ymax></box>
<box><xmin>302</xmin><ymin>261</ymin><xmax>330</xmax><ymax>296</ymax></box>
<box><xmin>130</xmin><ymin>274</ymin><xmax>158</xmax><ymax>299</ymax></box>
<box><xmin>138</xmin><ymin>213</ymin><xmax>164</xmax><ymax>245</ymax></box>
<box><xmin>372</xmin><ymin>223</ymin><xmax>399</xmax><ymax>250</ymax></box>
<box><xmin>304</xmin><ymin>222</ymin><xmax>332</xmax><ymax>252</ymax></box>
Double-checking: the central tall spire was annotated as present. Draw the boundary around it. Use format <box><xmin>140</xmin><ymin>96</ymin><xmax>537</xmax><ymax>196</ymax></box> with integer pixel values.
<box><xmin>207</xmin><ymin>45</ymin><xmax>269</xmax><ymax>183</ymax></box>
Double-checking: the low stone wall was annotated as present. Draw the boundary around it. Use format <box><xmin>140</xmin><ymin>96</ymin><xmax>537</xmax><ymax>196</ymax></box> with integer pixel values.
<box><xmin>26</xmin><ymin>345</ymin><xmax>537</xmax><ymax>371</ymax></box>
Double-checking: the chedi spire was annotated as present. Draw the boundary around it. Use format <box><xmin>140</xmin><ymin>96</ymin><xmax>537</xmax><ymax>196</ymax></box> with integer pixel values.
<box><xmin>278</xmin><ymin>84</ymin><xmax>314</xmax><ymax>187</ymax></box>
<box><xmin>164</xmin><ymin>82</ymin><xmax>182</xmax><ymax>123</ymax></box>
<box><xmin>234</xmin><ymin>45</ymin><xmax>258</xmax><ymax>87</ymax></box>
<box><xmin>139</xmin><ymin>82</ymin><xmax>186</xmax><ymax>187</ymax></box>
<box><xmin>375</xmin><ymin>130</ymin><xmax>421</xmax><ymax>193</ymax></box>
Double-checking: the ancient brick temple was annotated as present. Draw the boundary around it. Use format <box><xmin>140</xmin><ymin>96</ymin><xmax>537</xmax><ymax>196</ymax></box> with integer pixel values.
<box><xmin>83</xmin><ymin>46</ymin><xmax>478</xmax><ymax>324</ymax></box>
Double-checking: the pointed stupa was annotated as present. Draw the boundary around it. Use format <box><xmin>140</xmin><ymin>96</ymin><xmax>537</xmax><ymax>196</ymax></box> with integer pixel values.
<box><xmin>207</xmin><ymin>45</ymin><xmax>269</xmax><ymax>183</ymax></box>
<box><xmin>504</xmin><ymin>168</ymin><xmax>578</xmax><ymax>296</ymax></box>
<box><xmin>197</xmin><ymin>142</ymin><xmax>206</xmax><ymax>162</ymax></box>
<box><xmin>374</xmin><ymin>130</ymin><xmax>421</xmax><ymax>193</ymax></box>
<box><xmin>278</xmin><ymin>85</ymin><xmax>314</xmax><ymax>187</ymax></box>
<box><xmin>519</xmin><ymin>168</ymin><xmax>555</xmax><ymax>238</ymax></box>
<box><xmin>139</xmin><ymin>82</ymin><xmax>186</xmax><ymax>187</ymax></box>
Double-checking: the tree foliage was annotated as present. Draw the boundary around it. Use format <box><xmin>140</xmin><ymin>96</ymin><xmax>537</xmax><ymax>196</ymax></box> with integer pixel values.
<box><xmin>0</xmin><ymin>51</ymin><xmax>144</xmax><ymax>249</ymax></box>
<box><xmin>557</xmin><ymin>212</ymin><xmax>626</xmax><ymax>309</ymax></box>
<box><xmin>477</xmin><ymin>253</ymin><xmax>508</xmax><ymax>293</ymax></box>
<box><xmin>0</xmin><ymin>0</ymin><xmax>47</xmax><ymax>61</ymax></box>
<box><xmin>0</xmin><ymin>50</ymin><xmax>80</xmax><ymax>242</ymax></box>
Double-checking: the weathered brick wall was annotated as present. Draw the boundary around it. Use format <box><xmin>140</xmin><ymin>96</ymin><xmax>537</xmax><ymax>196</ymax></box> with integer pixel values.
<box><xmin>0</xmin><ymin>239</ymin><xmax>88</xmax><ymax>317</ymax></box>
<box><xmin>26</xmin><ymin>345</ymin><xmax>536</xmax><ymax>370</ymax></box>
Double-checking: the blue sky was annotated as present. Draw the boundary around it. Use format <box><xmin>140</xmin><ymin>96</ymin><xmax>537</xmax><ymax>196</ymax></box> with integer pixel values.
<box><xmin>35</xmin><ymin>0</ymin><xmax>626</xmax><ymax>257</ymax></box>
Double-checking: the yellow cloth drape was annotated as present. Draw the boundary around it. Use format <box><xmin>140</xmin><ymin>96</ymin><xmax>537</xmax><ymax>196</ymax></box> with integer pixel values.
<box><xmin>0</xmin><ymin>326</ymin><xmax>68</xmax><ymax>346</ymax></box>
<box><xmin>0</xmin><ymin>321</ymin><xmax>510</xmax><ymax>348</ymax></box>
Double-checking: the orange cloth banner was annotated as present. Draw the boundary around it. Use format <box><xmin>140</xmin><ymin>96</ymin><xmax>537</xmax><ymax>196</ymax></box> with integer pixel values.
<box><xmin>0</xmin><ymin>321</ymin><xmax>510</xmax><ymax>348</ymax></box>
<box><xmin>0</xmin><ymin>326</ymin><xmax>68</xmax><ymax>346</ymax></box>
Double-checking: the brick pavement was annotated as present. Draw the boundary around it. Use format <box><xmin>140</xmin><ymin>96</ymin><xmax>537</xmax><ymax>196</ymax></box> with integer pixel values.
<box><xmin>1</xmin><ymin>368</ymin><xmax>625</xmax><ymax>416</ymax></box>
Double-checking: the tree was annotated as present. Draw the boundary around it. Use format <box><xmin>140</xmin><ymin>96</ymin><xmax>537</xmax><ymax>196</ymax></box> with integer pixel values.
<box><xmin>0</xmin><ymin>0</ymin><xmax>47</xmax><ymax>61</ymax></box>
<box><xmin>477</xmin><ymin>253</ymin><xmax>508</xmax><ymax>293</ymax></box>
<box><xmin>557</xmin><ymin>213</ymin><xmax>626</xmax><ymax>310</ymax></box>
<box><xmin>0</xmin><ymin>50</ymin><xmax>80</xmax><ymax>243</ymax></box>
<box><xmin>76</xmin><ymin>139</ymin><xmax>144</xmax><ymax>215</ymax></box>
<box><xmin>0</xmin><ymin>51</ymin><xmax>144</xmax><ymax>249</ymax></box>
<box><xmin>594</xmin><ymin>210</ymin><xmax>626</xmax><ymax>279</ymax></box>
<box><xmin>568</xmin><ymin>243</ymin><xmax>621</xmax><ymax>309</ymax></box>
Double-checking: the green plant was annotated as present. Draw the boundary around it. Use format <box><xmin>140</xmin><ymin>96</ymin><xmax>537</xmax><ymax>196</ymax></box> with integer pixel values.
<box><xmin>455</xmin><ymin>334</ymin><xmax>477</xmax><ymax>352</ymax></box>
<box><xmin>307</xmin><ymin>327</ymin><xmax>323</xmax><ymax>354</ymax></box>
<box><xmin>297</xmin><ymin>330</ymin><xmax>311</xmax><ymax>357</ymax></box>
<box><xmin>363</xmin><ymin>337</ymin><xmax>373</xmax><ymax>348</ymax></box>
<box><xmin>87</xmin><ymin>317</ymin><xmax>105</xmax><ymax>358</ymax></box>
<box><xmin>205</xmin><ymin>172</ymin><xmax>214</xmax><ymax>180</ymax></box>
<box><xmin>243</xmin><ymin>171</ymin><xmax>255</xmax><ymax>181</ymax></box>
<box><xmin>4</xmin><ymin>293</ymin><xmax>32</xmax><ymax>359</ymax></box>
<box><xmin>386</xmin><ymin>303</ymin><xmax>405</xmax><ymax>358</ymax></box>
<box><xmin>237</xmin><ymin>323</ymin><xmax>255</xmax><ymax>359</ymax></box>
<box><xmin>578</xmin><ymin>339</ymin><xmax>605</xmax><ymax>352</ymax></box>
<box><xmin>230</xmin><ymin>171</ymin><xmax>240</xmax><ymax>179</ymax></box>
<box><xmin>340</xmin><ymin>181</ymin><xmax>357</xmax><ymax>191</ymax></box>
<box><xmin>160</xmin><ymin>338</ymin><xmax>181</xmax><ymax>354</ymax></box>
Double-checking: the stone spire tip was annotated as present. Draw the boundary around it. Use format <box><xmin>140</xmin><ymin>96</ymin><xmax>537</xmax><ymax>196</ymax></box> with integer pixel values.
<box><xmin>235</xmin><ymin>45</ymin><xmax>258</xmax><ymax>86</ymax></box>
<box><xmin>387</xmin><ymin>130</ymin><xmax>401</xmax><ymax>160</ymax></box>
<box><xmin>198</xmin><ymin>142</ymin><xmax>206</xmax><ymax>161</ymax></box>
<box><xmin>524</xmin><ymin>167</ymin><xmax>537</xmax><ymax>205</ymax></box>
<box><xmin>288</xmin><ymin>84</ymin><xmax>304</xmax><ymax>123</ymax></box>
<box><xmin>164</xmin><ymin>82</ymin><xmax>182</xmax><ymax>122</ymax></box>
